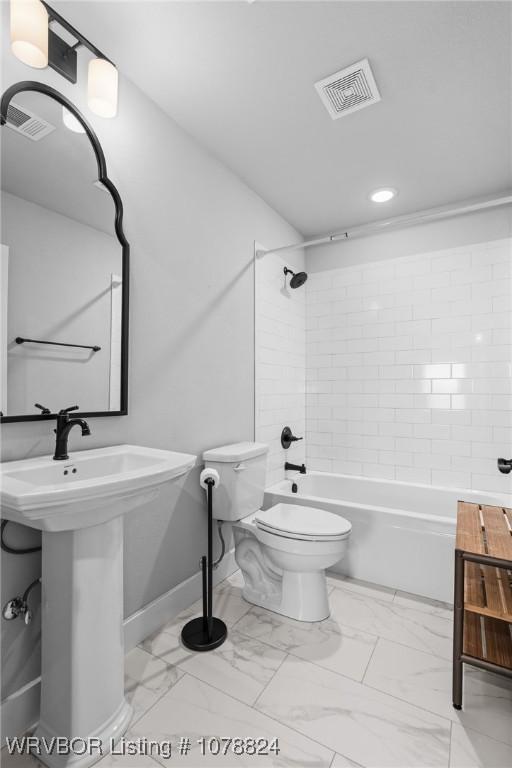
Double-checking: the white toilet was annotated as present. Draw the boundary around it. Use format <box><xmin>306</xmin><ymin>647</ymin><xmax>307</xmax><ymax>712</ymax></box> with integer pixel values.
<box><xmin>203</xmin><ymin>442</ymin><xmax>351</xmax><ymax>622</ymax></box>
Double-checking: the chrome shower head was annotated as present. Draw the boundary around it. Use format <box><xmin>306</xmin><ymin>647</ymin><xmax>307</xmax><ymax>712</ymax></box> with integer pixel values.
<box><xmin>284</xmin><ymin>267</ymin><xmax>308</xmax><ymax>289</ymax></box>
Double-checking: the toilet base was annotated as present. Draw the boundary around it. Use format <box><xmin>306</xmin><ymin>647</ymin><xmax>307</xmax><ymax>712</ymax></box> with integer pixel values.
<box><xmin>243</xmin><ymin>570</ymin><xmax>330</xmax><ymax>623</ymax></box>
<box><xmin>181</xmin><ymin>616</ymin><xmax>228</xmax><ymax>651</ymax></box>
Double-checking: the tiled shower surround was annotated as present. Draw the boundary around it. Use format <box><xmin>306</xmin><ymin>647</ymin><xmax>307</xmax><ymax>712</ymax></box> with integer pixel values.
<box><xmin>255</xmin><ymin>247</ymin><xmax>306</xmax><ymax>485</ymax></box>
<box><xmin>306</xmin><ymin>238</ymin><xmax>512</xmax><ymax>493</ymax></box>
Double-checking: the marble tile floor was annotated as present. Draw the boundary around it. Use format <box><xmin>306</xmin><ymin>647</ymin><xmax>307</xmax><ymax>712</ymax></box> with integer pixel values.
<box><xmin>2</xmin><ymin>571</ymin><xmax>512</xmax><ymax>768</ymax></box>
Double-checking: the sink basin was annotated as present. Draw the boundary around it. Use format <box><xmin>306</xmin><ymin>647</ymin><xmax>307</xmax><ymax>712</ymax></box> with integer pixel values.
<box><xmin>0</xmin><ymin>443</ymin><xmax>196</xmax><ymax>768</ymax></box>
<box><xmin>0</xmin><ymin>444</ymin><xmax>196</xmax><ymax>531</ymax></box>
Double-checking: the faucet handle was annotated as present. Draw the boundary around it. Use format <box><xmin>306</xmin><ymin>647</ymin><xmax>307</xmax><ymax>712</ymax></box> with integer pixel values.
<box><xmin>281</xmin><ymin>426</ymin><xmax>304</xmax><ymax>449</ymax></box>
<box><xmin>59</xmin><ymin>405</ymin><xmax>79</xmax><ymax>415</ymax></box>
<box><xmin>34</xmin><ymin>403</ymin><xmax>51</xmax><ymax>415</ymax></box>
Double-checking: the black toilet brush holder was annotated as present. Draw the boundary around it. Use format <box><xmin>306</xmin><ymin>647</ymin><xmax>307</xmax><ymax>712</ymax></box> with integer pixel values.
<box><xmin>181</xmin><ymin>475</ymin><xmax>227</xmax><ymax>651</ymax></box>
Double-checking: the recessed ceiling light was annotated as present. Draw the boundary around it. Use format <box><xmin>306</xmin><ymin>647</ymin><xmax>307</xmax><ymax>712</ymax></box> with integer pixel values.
<box><xmin>370</xmin><ymin>188</ymin><xmax>397</xmax><ymax>203</ymax></box>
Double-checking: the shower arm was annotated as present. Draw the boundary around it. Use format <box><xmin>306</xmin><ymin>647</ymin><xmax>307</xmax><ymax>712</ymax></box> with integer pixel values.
<box><xmin>257</xmin><ymin>194</ymin><xmax>512</xmax><ymax>258</ymax></box>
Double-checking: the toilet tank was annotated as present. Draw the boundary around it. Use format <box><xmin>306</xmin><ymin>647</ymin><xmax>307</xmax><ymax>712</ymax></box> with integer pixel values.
<box><xmin>203</xmin><ymin>442</ymin><xmax>268</xmax><ymax>521</ymax></box>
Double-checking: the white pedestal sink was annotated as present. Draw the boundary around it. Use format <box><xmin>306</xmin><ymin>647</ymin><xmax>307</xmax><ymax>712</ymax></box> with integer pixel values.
<box><xmin>0</xmin><ymin>445</ymin><xmax>196</xmax><ymax>768</ymax></box>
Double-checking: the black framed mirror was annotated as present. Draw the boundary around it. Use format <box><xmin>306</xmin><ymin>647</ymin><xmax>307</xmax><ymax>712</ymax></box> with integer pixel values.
<box><xmin>0</xmin><ymin>81</ymin><xmax>129</xmax><ymax>423</ymax></box>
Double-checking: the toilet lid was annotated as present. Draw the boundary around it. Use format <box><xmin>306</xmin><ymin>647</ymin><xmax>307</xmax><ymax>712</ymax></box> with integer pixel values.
<box><xmin>255</xmin><ymin>503</ymin><xmax>351</xmax><ymax>541</ymax></box>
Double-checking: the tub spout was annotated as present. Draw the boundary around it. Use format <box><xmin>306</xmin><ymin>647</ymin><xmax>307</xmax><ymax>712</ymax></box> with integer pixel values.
<box><xmin>285</xmin><ymin>462</ymin><xmax>306</xmax><ymax>474</ymax></box>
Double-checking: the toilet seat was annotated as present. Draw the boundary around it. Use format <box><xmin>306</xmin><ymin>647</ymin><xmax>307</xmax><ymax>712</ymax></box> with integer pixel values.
<box><xmin>255</xmin><ymin>503</ymin><xmax>351</xmax><ymax>542</ymax></box>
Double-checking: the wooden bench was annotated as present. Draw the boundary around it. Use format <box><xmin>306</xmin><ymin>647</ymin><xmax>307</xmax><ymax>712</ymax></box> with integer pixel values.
<box><xmin>453</xmin><ymin>501</ymin><xmax>512</xmax><ymax>709</ymax></box>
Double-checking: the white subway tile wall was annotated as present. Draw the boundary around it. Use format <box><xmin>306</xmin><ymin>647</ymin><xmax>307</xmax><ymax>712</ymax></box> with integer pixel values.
<box><xmin>306</xmin><ymin>239</ymin><xmax>512</xmax><ymax>493</ymax></box>
<box><xmin>255</xmin><ymin>247</ymin><xmax>306</xmax><ymax>485</ymax></box>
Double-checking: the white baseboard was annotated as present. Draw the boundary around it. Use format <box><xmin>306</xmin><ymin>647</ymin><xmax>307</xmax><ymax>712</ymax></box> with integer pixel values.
<box><xmin>124</xmin><ymin>548</ymin><xmax>237</xmax><ymax>651</ymax></box>
<box><xmin>0</xmin><ymin>678</ymin><xmax>40</xmax><ymax>746</ymax></box>
<box><xmin>1</xmin><ymin>550</ymin><xmax>238</xmax><ymax>743</ymax></box>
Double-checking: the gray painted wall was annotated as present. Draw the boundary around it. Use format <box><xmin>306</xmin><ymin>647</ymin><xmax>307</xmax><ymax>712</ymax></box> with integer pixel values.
<box><xmin>0</xmin><ymin>56</ymin><xmax>300</xmax><ymax>700</ymax></box>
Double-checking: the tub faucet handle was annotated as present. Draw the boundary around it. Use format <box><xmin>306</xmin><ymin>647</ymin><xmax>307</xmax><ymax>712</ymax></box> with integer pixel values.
<box><xmin>281</xmin><ymin>426</ymin><xmax>303</xmax><ymax>450</ymax></box>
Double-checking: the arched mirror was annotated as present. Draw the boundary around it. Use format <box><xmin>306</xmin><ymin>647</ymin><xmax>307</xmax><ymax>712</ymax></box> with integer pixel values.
<box><xmin>0</xmin><ymin>82</ymin><xmax>129</xmax><ymax>422</ymax></box>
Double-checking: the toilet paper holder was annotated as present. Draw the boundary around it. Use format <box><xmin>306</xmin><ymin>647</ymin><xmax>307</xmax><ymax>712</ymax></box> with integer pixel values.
<box><xmin>181</xmin><ymin>470</ymin><xmax>227</xmax><ymax>652</ymax></box>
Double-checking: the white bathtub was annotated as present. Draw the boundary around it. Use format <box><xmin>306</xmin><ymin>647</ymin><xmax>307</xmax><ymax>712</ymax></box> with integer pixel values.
<box><xmin>264</xmin><ymin>472</ymin><xmax>511</xmax><ymax>604</ymax></box>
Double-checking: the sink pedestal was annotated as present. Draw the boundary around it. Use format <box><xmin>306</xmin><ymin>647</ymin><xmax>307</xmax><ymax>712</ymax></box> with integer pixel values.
<box><xmin>1</xmin><ymin>445</ymin><xmax>197</xmax><ymax>767</ymax></box>
<box><xmin>34</xmin><ymin>516</ymin><xmax>132</xmax><ymax>768</ymax></box>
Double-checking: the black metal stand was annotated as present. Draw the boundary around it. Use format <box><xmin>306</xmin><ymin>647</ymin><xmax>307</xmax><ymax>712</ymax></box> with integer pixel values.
<box><xmin>181</xmin><ymin>479</ymin><xmax>227</xmax><ymax>652</ymax></box>
<box><xmin>452</xmin><ymin>549</ymin><xmax>464</xmax><ymax>710</ymax></box>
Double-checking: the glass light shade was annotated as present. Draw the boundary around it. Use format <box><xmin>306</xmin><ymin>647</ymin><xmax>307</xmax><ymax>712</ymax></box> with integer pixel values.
<box><xmin>62</xmin><ymin>107</ymin><xmax>86</xmax><ymax>134</ymax></box>
<box><xmin>10</xmin><ymin>0</ymin><xmax>48</xmax><ymax>68</ymax></box>
<box><xmin>87</xmin><ymin>58</ymin><xmax>118</xmax><ymax>118</ymax></box>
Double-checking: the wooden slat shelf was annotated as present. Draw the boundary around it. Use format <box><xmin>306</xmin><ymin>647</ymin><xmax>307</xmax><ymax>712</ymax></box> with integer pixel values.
<box><xmin>453</xmin><ymin>501</ymin><xmax>512</xmax><ymax>710</ymax></box>
<box><xmin>464</xmin><ymin>563</ymin><xmax>512</xmax><ymax>622</ymax></box>
<box><xmin>456</xmin><ymin>502</ymin><xmax>512</xmax><ymax>561</ymax></box>
<box><xmin>463</xmin><ymin>612</ymin><xmax>512</xmax><ymax>670</ymax></box>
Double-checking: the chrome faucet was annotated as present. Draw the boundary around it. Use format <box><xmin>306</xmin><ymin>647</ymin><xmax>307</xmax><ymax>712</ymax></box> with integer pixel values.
<box><xmin>53</xmin><ymin>406</ymin><xmax>91</xmax><ymax>461</ymax></box>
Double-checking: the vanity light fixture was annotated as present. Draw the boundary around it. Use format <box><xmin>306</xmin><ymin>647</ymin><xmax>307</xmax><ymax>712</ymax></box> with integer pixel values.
<box><xmin>370</xmin><ymin>187</ymin><xmax>397</xmax><ymax>203</ymax></box>
<box><xmin>9</xmin><ymin>0</ymin><xmax>118</xmax><ymax>118</ymax></box>
<box><xmin>62</xmin><ymin>106</ymin><xmax>85</xmax><ymax>133</ymax></box>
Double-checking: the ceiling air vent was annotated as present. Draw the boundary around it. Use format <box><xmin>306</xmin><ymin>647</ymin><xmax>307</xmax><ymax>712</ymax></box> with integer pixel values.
<box><xmin>314</xmin><ymin>58</ymin><xmax>381</xmax><ymax>119</ymax></box>
<box><xmin>5</xmin><ymin>102</ymin><xmax>56</xmax><ymax>141</ymax></box>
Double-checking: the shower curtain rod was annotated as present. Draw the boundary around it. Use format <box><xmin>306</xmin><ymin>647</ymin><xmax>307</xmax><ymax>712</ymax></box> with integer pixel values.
<box><xmin>257</xmin><ymin>194</ymin><xmax>512</xmax><ymax>258</ymax></box>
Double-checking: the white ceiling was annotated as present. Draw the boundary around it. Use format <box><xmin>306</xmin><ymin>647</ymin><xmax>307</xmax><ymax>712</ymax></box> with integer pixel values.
<box><xmin>48</xmin><ymin>2</ymin><xmax>512</xmax><ymax>235</ymax></box>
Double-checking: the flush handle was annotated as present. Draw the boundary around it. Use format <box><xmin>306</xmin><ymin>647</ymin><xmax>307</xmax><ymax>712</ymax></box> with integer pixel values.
<box><xmin>233</xmin><ymin>463</ymin><xmax>247</xmax><ymax>472</ymax></box>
